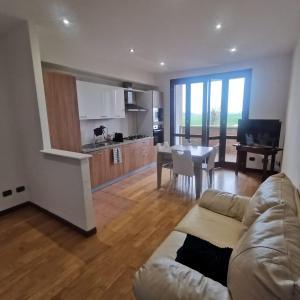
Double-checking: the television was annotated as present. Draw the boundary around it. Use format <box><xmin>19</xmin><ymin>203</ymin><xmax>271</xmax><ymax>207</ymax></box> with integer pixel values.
<box><xmin>237</xmin><ymin>119</ymin><xmax>281</xmax><ymax>148</ymax></box>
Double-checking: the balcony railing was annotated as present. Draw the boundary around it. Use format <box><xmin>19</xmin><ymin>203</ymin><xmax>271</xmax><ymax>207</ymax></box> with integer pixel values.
<box><xmin>174</xmin><ymin>126</ymin><xmax>238</xmax><ymax>162</ymax></box>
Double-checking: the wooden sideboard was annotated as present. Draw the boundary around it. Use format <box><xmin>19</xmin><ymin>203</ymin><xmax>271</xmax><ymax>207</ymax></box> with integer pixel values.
<box><xmin>234</xmin><ymin>143</ymin><xmax>283</xmax><ymax>181</ymax></box>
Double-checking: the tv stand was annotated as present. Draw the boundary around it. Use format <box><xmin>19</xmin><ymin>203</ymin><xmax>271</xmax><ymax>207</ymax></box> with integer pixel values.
<box><xmin>233</xmin><ymin>143</ymin><xmax>283</xmax><ymax>181</ymax></box>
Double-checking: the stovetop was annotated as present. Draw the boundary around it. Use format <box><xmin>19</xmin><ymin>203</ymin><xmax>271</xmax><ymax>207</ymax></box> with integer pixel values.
<box><xmin>124</xmin><ymin>135</ymin><xmax>148</xmax><ymax>140</ymax></box>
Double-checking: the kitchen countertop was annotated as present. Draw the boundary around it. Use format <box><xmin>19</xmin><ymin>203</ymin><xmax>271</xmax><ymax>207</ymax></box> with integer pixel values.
<box><xmin>81</xmin><ymin>136</ymin><xmax>153</xmax><ymax>153</ymax></box>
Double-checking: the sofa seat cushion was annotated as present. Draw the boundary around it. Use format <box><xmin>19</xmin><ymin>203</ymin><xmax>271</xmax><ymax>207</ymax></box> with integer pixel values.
<box><xmin>175</xmin><ymin>206</ymin><xmax>245</xmax><ymax>248</ymax></box>
<box><xmin>147</xmin><ymin>231</ymin><xmax>187</xmax><ymax>264</ymax></box>
<box><xmin>243</xmin><ymin>173</ymin><xmax>299</xmax><ymax>227</ymax></box>
<box><xmin>228</xmin><ymin>204</ymin><xmax>300</xmax><ymax>300</ymax></box>
<box><xmin>134</xmin><ymin>258</ymin><xmax>231</xmax><ymax>300</ymax></box>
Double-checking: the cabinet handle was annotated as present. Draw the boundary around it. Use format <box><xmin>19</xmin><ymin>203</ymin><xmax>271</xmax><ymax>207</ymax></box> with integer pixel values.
<box><xmin>101</xmin><ymin>115</ymin><xmax>108</xmax><ymax>118</ymax></box>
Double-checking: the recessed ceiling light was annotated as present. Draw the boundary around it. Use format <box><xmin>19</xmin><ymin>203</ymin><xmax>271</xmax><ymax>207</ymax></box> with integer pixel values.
<box><xmin>62</xmin><ymin>18</ymin><xmax>70</xmax><ymax>26</ymax></box>
<box><xmin>215</xmin><ymin>23</ymin><xmax>222</xmax><ymax>30</ymax></box>
<box><xmin>160</xmin><ymin>61</ymin><xmax>165</xmax><ymax>66</ymax></box>
<box><xmin>230</xmin><ymin>47</ymin><xmax>237</xmax><ymax>53</ymax></box>
<box><xmin>129</xmin><ymin>48</ymin><xmax>135</xmax><ymax>53</ymax></box>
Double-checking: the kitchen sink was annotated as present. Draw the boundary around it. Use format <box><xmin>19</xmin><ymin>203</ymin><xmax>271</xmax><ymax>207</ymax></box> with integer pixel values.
<box><xmin>81</xmin><ymin>141</ymin><xmax>120</xmax><ymax>152</ymax></box>
<box><xmin>94</xmin><ymin>141</ymin><xmax>117</xmax><ymax>147</ymax></box>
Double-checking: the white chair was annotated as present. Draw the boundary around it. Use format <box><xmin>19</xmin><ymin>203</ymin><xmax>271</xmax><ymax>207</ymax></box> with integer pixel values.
<box><xmin>182</xmin><ymin>138</ymin><xmax>191</xmax><ymax>146</ymax></box>
<box><xmin>172</xmin><ymin>149</ymin><xmax>194</xmax><ymax>196</ymax></box>
<box><xmin>157</xmin><ymin>142</ymin><xmax>173</xmax><ymax>180</ymax></box>
<box><xmin>202</xmin><ymin>146</ymin><xmax>219</xmax><ymax>188</ymax></box>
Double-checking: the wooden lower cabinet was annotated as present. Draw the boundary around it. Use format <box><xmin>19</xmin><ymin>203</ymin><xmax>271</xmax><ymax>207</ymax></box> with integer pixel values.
<box><xmin>90</xmin><ymin>138</ymin><xmax>155</xmax><ymax>188</ymax></box>
<box><xmin>139</xmin><ymin>139</ymin><xmax>156</xmax><ymax>165</ymax></box>
<box><xmin>89</xmin><ymin>149</ymin><xmax>110</xmax><ymax>188</ymax></box>
<box><xmin>123</xmin><ymin>144</ymin><xmax>135</xmax><ymax>173</ymax></box>
<box><xmin>107</xmin><ymin>148</ymin><xmax>124</xmax><ymax>180</ymax></box>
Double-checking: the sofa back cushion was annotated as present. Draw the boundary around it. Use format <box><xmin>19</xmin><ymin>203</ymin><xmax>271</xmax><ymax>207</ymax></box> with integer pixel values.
<box><xmin>199</xmin><ymin>189</ymin><xmax>250</xmax><ymax>222</ymax></box>
<box><xmin>228</xmin><ymin>204</ymin><xmax>300</xmax><ymax>300</ymax></box>
<box><xmin>242</xmin><ymin>173</ymin><xmax>299</xmax><ymax>227</ymax></box>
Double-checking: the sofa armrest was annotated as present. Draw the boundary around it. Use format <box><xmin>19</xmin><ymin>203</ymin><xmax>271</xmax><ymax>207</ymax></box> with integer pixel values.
<box><xmin>199</xmin><ymin>189</ymin><xmax>250</xmax><ymax>221</ymax></box>
<box><xmin>133</xmin><ymin>258</ymin><xmax>230</xmax><ymax>300</ymax></box>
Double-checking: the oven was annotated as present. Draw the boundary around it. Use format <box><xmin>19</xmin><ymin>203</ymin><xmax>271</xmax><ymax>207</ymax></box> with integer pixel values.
<box><xmin>153</xmin><ymin>125</ymin><xmax>164</xmax><ymax>145</ymax></box>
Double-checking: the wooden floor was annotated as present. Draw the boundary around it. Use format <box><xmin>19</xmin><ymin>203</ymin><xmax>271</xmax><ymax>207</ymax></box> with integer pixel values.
<box><xmin>0</xmin><ymin>168</ymin><xmax>260</xmax><ymax>299</ymax></box>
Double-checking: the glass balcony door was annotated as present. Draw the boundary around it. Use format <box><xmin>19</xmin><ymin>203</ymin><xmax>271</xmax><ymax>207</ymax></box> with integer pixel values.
<box><xmin>207</xmin><ymin>80</ymin><xmax>222</xmax><ymax>163</ymax></box>
<box><xmin>171</xmin><ymin>70</ymin><xmax>251</xmax><ymax>167</ymax></box>
<box><xmin>172</xmin><ymin>80</ymin><xmax>206</xmax><ymax>146</ymax></box>
<box><xmin>224</xmin><ymin>78</ymin><xmax>247</xmax><ymax>165</ymax></box>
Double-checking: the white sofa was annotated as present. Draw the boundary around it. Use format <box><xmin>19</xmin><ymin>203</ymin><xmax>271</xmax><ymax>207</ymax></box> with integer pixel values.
<box><xmin>133</xmin><ymin>173</ymin><xmax>300</xmax><ymax>300</ymax></box>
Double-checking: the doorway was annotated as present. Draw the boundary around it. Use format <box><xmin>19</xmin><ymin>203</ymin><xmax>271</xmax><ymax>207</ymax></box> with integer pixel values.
<box><xmin>170</xmin><ymin>69</ymin><xmax>251</xmax><ymax>167</ymax></box>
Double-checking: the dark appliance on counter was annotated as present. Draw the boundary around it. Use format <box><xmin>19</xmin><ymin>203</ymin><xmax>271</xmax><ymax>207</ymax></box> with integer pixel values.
<box><xmin>237</xmin><ymin>119</ymin><xmax>281</xmax><ymax>147</ymax></box>
<box><xmin>113</xmin><ymin>132</ymin><xmax>124</xmax><ymax>143</ymax></box>
<box><xmin>123</xmin><ymin>82</ymin><xmax>147</xmax><ymax>112</ymax></box>
<box><xmin>153</xmin><ymin>124</ymin><xmax>164</xmax><ymax>145</ymax></box>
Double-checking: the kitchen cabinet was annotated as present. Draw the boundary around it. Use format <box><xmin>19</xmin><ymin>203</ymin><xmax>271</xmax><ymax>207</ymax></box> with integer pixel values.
<box><xmin>90</xmin><ymin>138</ymin><xmax>155</xmax><ymax>188</ymax></box>
<box><xmin>76</xmin><ymin>81</ymin><xmax>102</xmax><ymax>120</ymax></box>
<box><xmin>122</xmin><ymin>144</ymin><xmax>133</xmax><ymax>174</ymax></box>
<box><xmin>112</xmin><ymin>87</ymin><xmax>125</xmax><ymax>118</ymax></box>
<box><xmin>123</xmin><ymin>143</ymin><xmax>139</xmax><ymax>173</ymax></box>
<box><xmin>89</xmin><ymin>149</ymin><xmax>110</xmax><ymax>188</ymax></box>
<box><xmin>136</xmin><ymin>139</ymin><xmax>156</xmax><ymax>167</ymax></box>
<box><xmin>76</xmin><ymin>80</ymin><xmax>125</xmax><ymax>120</ymax></box>
<box><xmin>99</xmin><ymin>85</ymin><xmax>113</xmax><ymax>118</ymax></box>
<box><xmin>43</xmin><ymin>71</ymin><xmax>81</xmax><ymax>152</ymax></box>
<box><xmin>107</xmin><ymin>147</ymin><xmax>124</xmax><ymax>180</ymax></box>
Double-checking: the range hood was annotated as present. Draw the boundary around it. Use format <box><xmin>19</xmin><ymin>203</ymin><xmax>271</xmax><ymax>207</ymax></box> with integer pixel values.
<box><xmin>123</xmin><ymin>82</ymin><xmax>147</xmax><ymax>112</ymax></box>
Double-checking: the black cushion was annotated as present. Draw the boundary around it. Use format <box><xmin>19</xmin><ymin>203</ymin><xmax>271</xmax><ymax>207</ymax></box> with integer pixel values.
<box><xmin>175</xmin><ymin>234</ymin><xmax>233</xmax><ymax>286</ymax></box>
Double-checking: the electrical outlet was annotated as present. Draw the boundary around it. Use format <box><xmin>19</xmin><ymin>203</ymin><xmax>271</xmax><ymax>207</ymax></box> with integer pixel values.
<box><xmin>16</xmin><ymin>186</ymin><xmax>25</xmax><ymax>193</ymax></box>
<box><xmin>2</xmin><ymin>190</ymin><xmax>12</xmax><ymax>197</ymax></box>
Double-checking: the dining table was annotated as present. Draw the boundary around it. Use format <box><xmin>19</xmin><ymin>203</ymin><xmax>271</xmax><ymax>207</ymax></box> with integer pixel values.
<box><xmin>157</xmin><ymin>145</ymin><xmax>213</xmax><ymax>199</ymax></box>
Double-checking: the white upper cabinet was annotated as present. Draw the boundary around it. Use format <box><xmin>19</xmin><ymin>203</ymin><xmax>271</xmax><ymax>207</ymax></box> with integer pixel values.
<box><xmin>76</xmin><ymin>81</ymin><xmax>101</xmax><ymax>119</ymax></box>
<box><xmin>76</xmin><ymin>80</ymin><xmax>125</xmax><ymax>120</ymax></box>
<box><xmin>99</xmin><ymin>85</ymin><xmax>113</xmax><ymax>118</ymax></box>
<box><xmin>112</xmin><ymin>87</ymin><xmax>125</xmax><ymax>118</ymax></box>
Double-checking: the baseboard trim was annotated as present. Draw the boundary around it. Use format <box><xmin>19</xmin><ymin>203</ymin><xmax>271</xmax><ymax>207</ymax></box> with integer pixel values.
<box><xmin>28</xmin><ymin>203</ymin><xmax>97</xmax><ymax>237</ymax></box>
<box><xmin>0</xmin><ymin>201</ymin><xmax>30</xmax><ymax>216</ymax></box>
<box><xmin>0</xmin><ymin>201</ymin><xmax>97</xmax><ymax>237</ymax></box>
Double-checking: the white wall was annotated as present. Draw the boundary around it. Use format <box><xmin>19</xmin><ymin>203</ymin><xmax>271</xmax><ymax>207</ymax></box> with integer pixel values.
<box><xmin>0</xmin><ymin>43</ymin><xmax>30</xmax><ymax>210</ymax></box>
<box><xmin>80</xmin><ymin>113</ymin><xmax>138</xmax><ymax>145</ymax></box>
<box><xmin>156</xmin><ymin>54</ymin><xmax>292</xmax><ymax>169</ymax></box>
<box><xmin>282</xmin><ymin>38</ymin><xmax>300</xmax><ymax>190</ymax></box>
<box><xmin>1</xmin><ymin>20</ymin><xmax>95</xmax><ymax>231</ymax></box>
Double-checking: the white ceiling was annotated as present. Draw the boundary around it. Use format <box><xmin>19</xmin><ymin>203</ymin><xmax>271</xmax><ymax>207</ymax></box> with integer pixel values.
<box><xmin>0</xmin><ymin>0</ymin><xmax>300</xmax><ymax>74</ymax></box>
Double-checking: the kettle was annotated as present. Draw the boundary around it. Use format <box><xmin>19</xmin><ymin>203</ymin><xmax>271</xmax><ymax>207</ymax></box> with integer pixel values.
<box><xmin>113</xmin><ymin>133</ymin><xmax>124</xmax><ymax>142</ymax></box>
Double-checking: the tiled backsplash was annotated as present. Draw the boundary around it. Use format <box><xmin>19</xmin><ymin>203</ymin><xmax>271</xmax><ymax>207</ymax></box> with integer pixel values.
<box><xmin>80</xmin><ymin>113</ymin><xmax>137</xmax><ymax>145</ymax></box>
